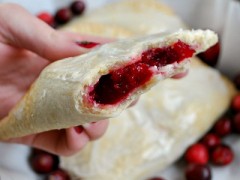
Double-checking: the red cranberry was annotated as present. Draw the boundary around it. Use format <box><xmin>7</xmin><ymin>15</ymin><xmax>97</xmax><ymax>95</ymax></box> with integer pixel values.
<box><xmin>31</xmin><ymin>148</ymin><xmax>54</xmax><ymax>157</ymax></box>
<box><xmin>231</xmin><ymin>94</ymin><xmax>240</xmax><ymax>112</ymax></box>
<box><xmin>76</xmin><ymin>41</ymin><xmax>100</xmax><ymax>48</ymax></box>
<box><xmin>197</xmin><ymin>42</ymin><xmax>220</xmax><ymax>67</ymax></box>
<box><xmin>31</xmin><ymin>153</ymin><xmax>57</xmax><ymax>174</ymax></box>
<box><xmin>37</xmin><ymin>12</ymin><xmax>54</xmax><ymax>26</ymax></box>
<box><xmin>31</xmin><ymin>148</ymin><xmax>60</xmax><ymax>167</ymax></box>
<box><xmin>211</xmin><ymin>144</ymin><xmax>234</xmax><ymax>166</ymax></box>
<box><xmin>148</xmin><ymin>178</ymin><xmax>165</xmax><ymax>180</ymax></box>
<box><xmin>185</xmin><ymin>164</ymin><xmax>211</xmax><ymax>180</ymax></box>
<box><xmin>185</xmin><ymin>143</ymin><xmax>209</xmax><ymax>165</ymax></box>
<box><xmin>201</xmin><ymin>133</ymin><xmax>221</xmax><ymax>150</ymax></box>
<box><xmin>233</xmin><ymin>74</ymin><xmax>240</xmax><ymax>90</ymax></box>
<box><xmin>47</xmin><ymin>169</ymin><xmax>70</xmax><ymax>180</ymax></box>
<box><xmin>55</xmin><ymin>8</ymin><xmax>72</xmax><ymax>24</ymax></box>
<box><xmin>213</xmin><ymin>117</ymin><xmax>232</xmax><ymax>137</ymax></box>
<box><xmin>232</xmin><ymin>112</ymin><xmax>240</xmax><ymax>133</ymax></box>
<box><xmin>70</xmin><ymin>0</ymin><xmax>85</xmax><ymax>15</ymax></box>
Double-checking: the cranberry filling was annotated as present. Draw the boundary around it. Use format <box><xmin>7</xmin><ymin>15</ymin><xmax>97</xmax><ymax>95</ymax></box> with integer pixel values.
<box><xmin>89</xmin><ymin>41</ymin><xmax>195</xmax><ymax>105</ymax></box>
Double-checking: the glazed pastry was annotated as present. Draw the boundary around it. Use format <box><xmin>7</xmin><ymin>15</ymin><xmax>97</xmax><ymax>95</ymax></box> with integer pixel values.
<box><xmin>61</xmin><ymin>0</ymin><xmax>186</xmax><ymax>38</ymax></box>
<box><xmin>60</xmin><ymin>0</ymin><xmax>236</xmax><ymax>179</ymax></box>
<box><xmin>0</xmin><ymin>29</ymin><xmax>216</xmax><ymax>140</ymax></box>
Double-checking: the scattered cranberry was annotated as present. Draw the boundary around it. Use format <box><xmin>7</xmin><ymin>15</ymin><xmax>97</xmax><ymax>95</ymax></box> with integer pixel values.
<box><xmin>185</xmin><ymin>143</ymin><xmax>209</xmax><ymax>165</ymax></box>
<box><xmin>37</xmin><ymin>12</ymin><xmax>54</xmax><ymax>26</ymax></box>
<box><xmin>55</xmin><ymin>8</ymin><xmax>72</xmax><ymax>24</ymax></box>
<box><xmin>70</xmin><ymin>0</ymin><xmax>85</xmax><ymax>15</ymax></box>
<box><xmin>233</xmin><ymin>74</ymin><xmax>240</xmax><ymax>90</ymax></box>
<box><xmin>197</xmin><ymin>42</ymin><xmax>220</xmax><ymax>67</ymax></box>
<box><xmin>232</xmin><ymin>112</ymin><xmax>240</xmax><ymax>133</ymax></box>
<box><xmin>185</xmin><ymin>164</ymin><xmax>211</xmax><ymax>180</ymax></box>
<box><xmin>31</xmin><ymin>153</ymin><xmax>58</xmax><ymax>174</ymax></box>
<box><xmin>47</xmin><ymin>169</ymin><xmax>70</xmax><ymax>180</ymax></box>
<box><xmin>31</xmin><ymin>148</ymin><xmax>47</xmax><ymax>156</ymax></box>
<box><xmin>231</xmin><ymin>94</ymin><xmax>240</xmax><ymax>112</ymax></box>
<box><xmin>148</xmin><ymin>177</ymin><xmax>165</xmax><ymax>180</ymax></box>
<box><xmin>76</xmin><ymin>41</ymin><xmax>100</xmax><ymax>48</ymax></box>
<box><xmin>211</xmin><ymin>144</ymin><xmax>234</xmax><ymax>166</ymax></box>
<box><xmin>213</xmin><ymin>117</ymin><xmax>232</xmax><ymax>137</ymax></box>
<box><xmin>201</xmin><ymin>133</ymin><xmax>221</xmax><ymax>150</ymax></box>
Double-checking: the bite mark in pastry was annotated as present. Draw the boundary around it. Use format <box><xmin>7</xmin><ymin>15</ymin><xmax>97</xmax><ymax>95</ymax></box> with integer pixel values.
<box><xmin>0</xmin><ymin>30</ymin><xmax>217</xmax><ymax>140</ymax></box>
<box><xmin>88</xmin><ymin>41</ymin><xmax>195</xmax><ymax>105</ymax></box>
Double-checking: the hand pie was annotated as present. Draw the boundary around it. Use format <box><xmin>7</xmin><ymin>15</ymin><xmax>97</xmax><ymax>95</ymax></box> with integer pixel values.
<box><xmin>0</xmin><ymin>29</ymin><xmax>216</xmax><ymax>140</ymax></box>
<box><xmin>60</xmin><ymin>0</ymin><xmax>236</xmax><ymax>179</ymax></box>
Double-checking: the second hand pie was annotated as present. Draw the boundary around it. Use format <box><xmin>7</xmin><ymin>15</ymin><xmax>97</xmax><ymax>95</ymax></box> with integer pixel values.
<box><xmin>0</xmin><ymin>29</ymin><xmax>217</xmax><ymax>140</ymax></box>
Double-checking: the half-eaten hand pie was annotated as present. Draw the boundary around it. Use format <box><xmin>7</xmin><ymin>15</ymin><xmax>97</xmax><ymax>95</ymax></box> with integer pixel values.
<box><xmin>0</xmin><ymin>29</ymin><xmax>217</xmax><ymax>140</ymax></box>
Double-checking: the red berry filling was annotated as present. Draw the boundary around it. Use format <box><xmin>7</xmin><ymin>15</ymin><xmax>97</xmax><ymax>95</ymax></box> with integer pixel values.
<box><xmin>89</xmin><ymin>41</ymin><xmax>195</xmax><ymax>105</ymax></box>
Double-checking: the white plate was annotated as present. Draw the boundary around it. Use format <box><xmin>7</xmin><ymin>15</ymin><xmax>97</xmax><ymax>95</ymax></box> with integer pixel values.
<box><xmin>0</xmin><ymin>0</ymin><xmax>239</xmax><ymax>179</ymax></box>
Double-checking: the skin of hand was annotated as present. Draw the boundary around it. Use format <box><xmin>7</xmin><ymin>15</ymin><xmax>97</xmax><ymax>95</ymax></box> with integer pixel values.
<box><xmin>0</xmin><ymin>3</ymin><xmax>111</xmax><ymax>156</ymax></box>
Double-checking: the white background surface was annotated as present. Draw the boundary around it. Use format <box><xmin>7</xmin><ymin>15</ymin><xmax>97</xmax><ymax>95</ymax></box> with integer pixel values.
<box><xmin>0</xmin><ymin>0</ymin><xmax>239</xmax><ymax>180</ymax></box>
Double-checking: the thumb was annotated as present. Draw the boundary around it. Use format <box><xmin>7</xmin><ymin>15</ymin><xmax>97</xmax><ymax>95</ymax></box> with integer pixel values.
<box><xmin>0</xmin><ymin>3</ymin><xmax>89</xmax><ymax>61</ymax></box>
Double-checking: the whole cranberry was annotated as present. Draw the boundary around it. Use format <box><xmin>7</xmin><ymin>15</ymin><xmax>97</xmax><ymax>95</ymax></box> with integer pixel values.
<box><xmin>213</xmin><ymin>117</ymin><xmax>232</xmax><ymax>137</ymax></box>
<box><xmin>185</xmin><ymin>164</ymin><xmax>211</xmax><ymax>180</ymax></box>
<box><xmin>31</xmin><ymin>148</ymin><xmax>52</xmax><ymax>156</ymax></box>
<box><xmin>30</xmin><ymin>152</ymin><xmax>59</xmax><ymax>174</ymax></box>
<box><xmin>231</xmin><ymin>94</ymin><xmax>240</xmax><ymax>112</ymax></box>
<box><xmin>185</xmin><ymin>143</ymin><xmax>209</xmax><ymax>165</ymax></box>
<box><xmin>55</xmin><ymin>8</ymin><xmax>72</xmax><ymax>24</ymax></box>
<box><xmin>47</xmin><ymin>169</ymin><xmax>70</xmax><ymax>180</ymax></box>
<box><xmin>201</xmin><ymin>133</ymin><xmax>221</xmax><ymax>150</ymax></box>
<box><xmin>234</xmin><ymin>74</ymin><xmax>240</xmax><ymax>90</ymax></box>
<box><xmin>211</xmin><ymin>144</ymin><xmax>234</xmax><ymax>166</ymax></box>
<box><xmin>232</xmin><ymin>112</ymin><xmax>240</xmax><ymax>133</ymax></box>
<box><xmin>37</xmin><ymin>12</ymin><xmax>54</xmax><ymax>26</ymax></box>
<box><xmin>148</xmin><ymin>177</ymin><xmax>165</xmax><ymax>180</ymax></box>
<box><xmin>70</xmin><ymin>0</ymin><xmax>85</xmax><ymax>15</ymax></box>
<box><xmin>197</xmin><ymin>42</ymin><xmax>220</xmax><ymax>67</ymax></box>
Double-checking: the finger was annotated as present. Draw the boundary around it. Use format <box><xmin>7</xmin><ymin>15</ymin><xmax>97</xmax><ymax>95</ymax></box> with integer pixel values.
<box><xmin>0</xmin><ymin>4</ymin><xmax>109</xmax><ymax>61</ymax></box>
<box><xmin>6</xmin><ymin>128</ymin><xmax>89</xmax><ymax>156</ymax></box>
<box><xmin>63</xmin><ymin>126</ymin><xmax>90</xmax><ymax>156</ymax></box>
<box><xmin>83</xmin><ymin>120</ymin><xmax>109</xmax><ymax>140</ymax></box>
<box><xmin>60</xmin><ymin>31</ymin><xmax>114</xmax><ymax>44</ymax></box>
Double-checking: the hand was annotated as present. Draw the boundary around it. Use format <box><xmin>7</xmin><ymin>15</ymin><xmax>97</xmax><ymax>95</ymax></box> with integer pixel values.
<box><xmin>0</xmin><ymin>3</ymin><xmax>109</xmax><ymax>156</ymax></box>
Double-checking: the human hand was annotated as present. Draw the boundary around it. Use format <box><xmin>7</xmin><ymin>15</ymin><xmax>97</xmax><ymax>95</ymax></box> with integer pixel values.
<box><xmin>0</xmin><ymin>3</ymin><xmax>110</xmax><ymax>156</ymax></box>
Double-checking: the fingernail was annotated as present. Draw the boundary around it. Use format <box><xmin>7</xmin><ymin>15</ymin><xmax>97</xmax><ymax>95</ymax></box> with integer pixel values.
<box><xmin>74</xmin><ymin>126</ymin><xmax>84</xmax><ymax>134</ymax></box>
<box><xmin>76</xmin><ymin>41</ymin><xmax>100</xmax><ymax>48</ymax></box>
